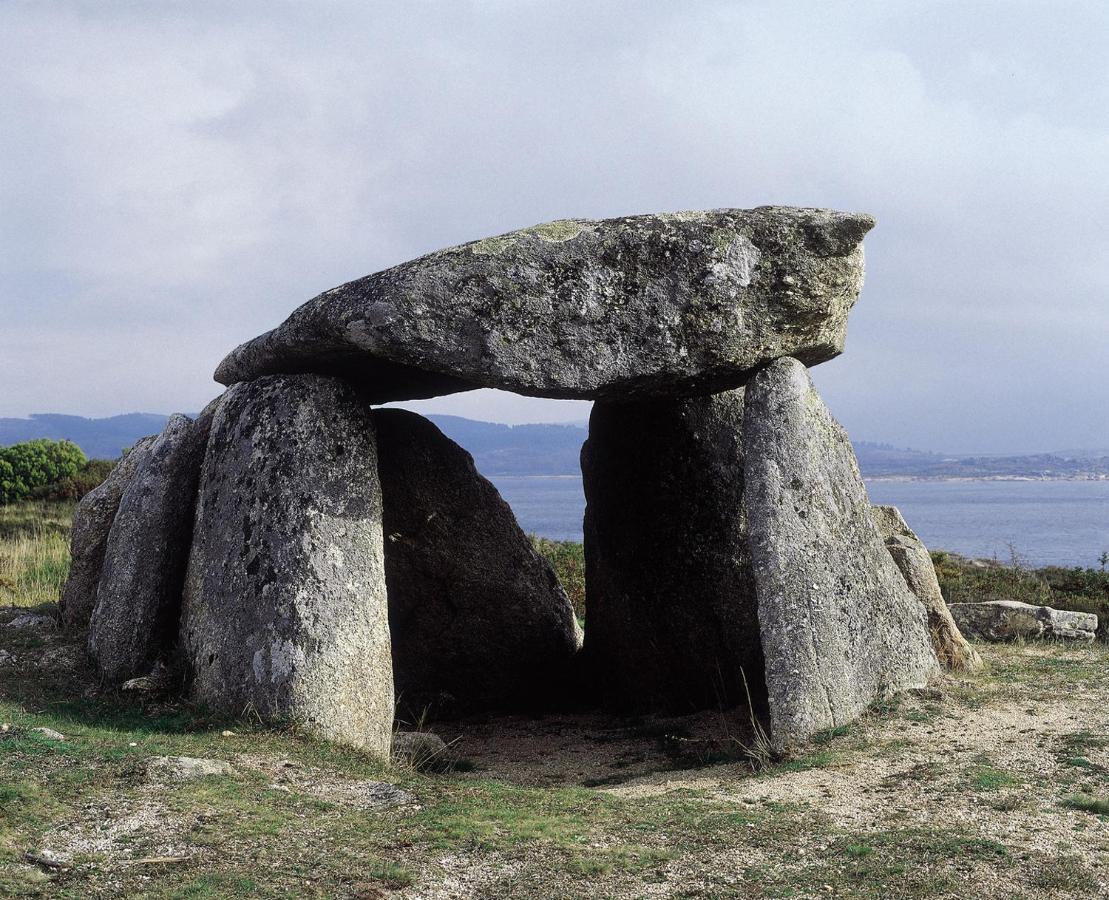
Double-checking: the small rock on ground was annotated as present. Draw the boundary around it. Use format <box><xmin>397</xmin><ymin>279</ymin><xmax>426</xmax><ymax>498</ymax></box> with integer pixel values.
<box><xmin>6</xmin><ymin>613</ymin><xmax>55</xmax><ymax>630</ymax></box>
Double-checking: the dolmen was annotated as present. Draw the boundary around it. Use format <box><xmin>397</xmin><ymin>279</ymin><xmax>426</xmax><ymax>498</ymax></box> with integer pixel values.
<box><xmin>59</xmin><ymin>206</ymin><xmax>977</xmax><ymax>759</ymax></box>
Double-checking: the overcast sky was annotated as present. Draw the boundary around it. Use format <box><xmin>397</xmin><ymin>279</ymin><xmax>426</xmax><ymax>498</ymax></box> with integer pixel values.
<box><xmin>2</xmin><ymin>1</ymin><xmax>1106</xmax><ymax>454</ymax></box>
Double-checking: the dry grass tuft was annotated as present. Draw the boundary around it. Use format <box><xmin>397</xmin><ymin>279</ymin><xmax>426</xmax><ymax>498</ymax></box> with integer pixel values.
<box><xmin>0</xmin><ymin>502</ymin><xmax>72</xmax><ymax>607</ymax></box>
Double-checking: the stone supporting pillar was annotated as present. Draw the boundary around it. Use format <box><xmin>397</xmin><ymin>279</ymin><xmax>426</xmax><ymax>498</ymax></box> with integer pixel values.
<box><xmin>581</xmin><ymin>389</ymin><xmax>766</xmax><ymax>713</ymax></box>
<box><xmin>181</xmin><ymin>374</ymin><xmax>394</xmax><ymax>758</ymax></box>
<box><xmin>372</xmin><ymin>409</ymin><xmax>581</xmax><ymax>721</ymax></box>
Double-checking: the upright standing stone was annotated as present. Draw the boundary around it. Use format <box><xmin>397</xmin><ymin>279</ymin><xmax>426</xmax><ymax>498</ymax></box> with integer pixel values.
<box><xmin>181</xmin><ymin>375</ymin><xmax>393</xmax><ymax>757</ymax></box>
<box><xmin>88</xmin><ymin>410</ymin><xmax>217</xmax><ymax>682</ymax></box>
<box><xmin>871</xmin><ymin>505</ymin><xmax>983</xmax><ymax>671</ymax></box>
<box><xmin>581</xmin><ymin>390</ymin><xmax>765</xmax><ymax>712</ymax></box>
<box><xmin>743</xmin><ymin>358</ymin><xmax>939</xmax><ymax>751</ymax></box>
<box><xmin>373</xmin><ymin>409</ymin><xmax>580</xmax><ymax>720</ymax></box>
<box><xmin>58</xmin><ymin>435</ymin><xmax>157</xmax><ymax>629</ymax></box>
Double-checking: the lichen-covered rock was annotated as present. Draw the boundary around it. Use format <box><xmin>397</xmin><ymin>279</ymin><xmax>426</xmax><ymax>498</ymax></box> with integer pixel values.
<box><xmin>146</xmin><ymin>755</ymin><xmax>234</xmax><ymax>782</ymax></box>
<box><xmin>871</xmin><ymin>505</ymin><xmax>983</xmax><ymax>672</ymax></box>
<box><xmin>88</xmin><ymin>410</ymin><xmax>216</xmax><ymax>682</ymax></box>
<box><xmin>58</xmin><ymin>435</ymin><xmax>156</xmax><ymax>629</ymax></box>
<box><xmin>949</xmin><ymin>601</ymin><xmax>1097</xmax><ymax>643</ymax></box>
<box><xmin>581</xmin><ymin>390</ymin><xmax>765</xmax><ymax>712</ymax></box>
<box><xmin>215</xmin><ymin>207</ymin><xmax>874</xmax><ymax>403</ymax></box>
<box><xmin>372</xmin><ymin>409</ymin><xmax>579</xmax><ymax>720</ymax></box>
<box><xmin>181</xmin><ymin>375</ymin><xmax>393</xmax><ymax>757</ymax></box>
<box><xmin>743</xmin><ymin>357</ymin><xmax>939</xmax><ymax>752</ymax></box>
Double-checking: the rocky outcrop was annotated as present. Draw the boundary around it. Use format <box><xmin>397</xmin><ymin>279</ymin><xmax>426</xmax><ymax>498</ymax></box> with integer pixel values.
<box><xmin>215</xmin><ymin>207</ymin><xmax>874</xmax><ymax>403</ymax></box>
<box><xmin>872</xmin><ymin>505</ymin><xmax>983</xmax><ymax>672</ymax></box>
<box><xmin>88</xmin><ymin>411</ymin><xmax>216</xmax><ymax>682</ymax></box>
<box><xmin>373</xmin><ymin>409</ymin><xmax>580</xmax><ymax>720</ymax></box>
<box><xmin>581</xmin><ymin>390</ymin><xmax>764</xmax><ymax>712</ymax></box>
<box><xmin>950</xmin><ymin>601</ymin><xmax>1097</xmax><ymax>643</ymax></box>
<box><xmin>58</xmin><ymin>436</ymin><xmax>156</xmax><ymax>629</ymax></box>
<box><xmin>181</xmin><ymin>375</ymin><xmax>393</xmax><ymax>757</ymax></box>
<box><xmin>743</xmin><ymin>357</ymin><xmax>939</xmax><ymax>751</ymax></box>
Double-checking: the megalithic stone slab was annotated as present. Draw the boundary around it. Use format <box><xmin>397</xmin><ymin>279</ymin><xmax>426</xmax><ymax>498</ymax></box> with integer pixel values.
<box><xmin>59</xmin><ymin>435</ymin><xmax>157</xmax><ymax>629</ymax></box>
<box><xmin>372</xmin><ymin>409</ymin><xmax>581</xmax><ymax>720</ymax></box>
<box><xmin>180</xmin><ymin>375</ymin><xmax>393</xmax><ymax>757</ymax></box>
<box><xmin>581</xmin><ymin>390</ymin><xmax>765</xmax><ymax>713</ymax></box>
<box><xmin>88</xmin><ymin>408</ymin><xmax>218</xmax><ymax>682</ymax></box>
<box><xmin>742</xmin><ymin>357</ymin><xmax>939</xmax><ymax>752</ymax></box>
<box><xmin>215</xmin><ymin>207</ymin><xmax>874</xmax><ymax>403</ymax></box>
<box><xmin>949</xmin><ymin>600</ymin><xmax>1097</xmax><ymax>643</ymax></box>
<box><xmin>871</xmin><ymin>505</ymin><xmax>983</xmax><ymax>672</ymax></box>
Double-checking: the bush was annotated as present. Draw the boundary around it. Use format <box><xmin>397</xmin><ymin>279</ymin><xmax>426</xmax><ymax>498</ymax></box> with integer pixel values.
<box><xmin>530</xmin><ymin>536</ymin><xmax>586</xmax><ymax>620</ymax></box>
<box><xmin>0</xmin><ymin>440</ymin><xmax>87</xmax><ymax>504</ymax></box>
<box><xmin>30</xmin><ymin>458</ymin><xmax>116</xmax><ymax>502</ymax></box>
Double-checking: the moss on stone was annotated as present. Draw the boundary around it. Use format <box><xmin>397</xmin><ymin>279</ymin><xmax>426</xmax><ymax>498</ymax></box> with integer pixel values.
<box><xmin>526</xmin><ymin>220</ymin><xmax>592</xmax><ymax>243</ymax></box>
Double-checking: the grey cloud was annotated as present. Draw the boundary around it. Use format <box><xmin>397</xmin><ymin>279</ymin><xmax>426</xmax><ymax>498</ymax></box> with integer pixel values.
<box><xmin>1</xmin><ymin>0</ymin><xmax>1106</xmax><ymax>453</ymax></box>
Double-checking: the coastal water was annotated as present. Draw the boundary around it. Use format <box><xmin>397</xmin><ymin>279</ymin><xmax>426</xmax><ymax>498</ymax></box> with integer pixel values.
<box><xmin>488</xmin><ymin>475</ymin><xmax>1109</xmax><ymax>569</ymax></box>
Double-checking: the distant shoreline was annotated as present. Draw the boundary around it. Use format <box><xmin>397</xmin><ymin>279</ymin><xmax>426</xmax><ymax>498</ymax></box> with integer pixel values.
<box><xmin>865</xmin><ymin>475</ymin><xmax>1109</xmax><ymax>483</ymax></box>
<box><xmin>489</xmin><ymin>473</ymin><xmax>1109</xmax><ymax>483</ymax></box>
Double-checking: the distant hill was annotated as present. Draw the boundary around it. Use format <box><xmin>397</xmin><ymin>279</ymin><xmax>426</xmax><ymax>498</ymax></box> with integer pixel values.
<box><xmin>0</xmin><ymin>413</ymin><xmax>172</xmax><ymax>459</ymax></box>
<box><xmin>3</xmin><ymin>412</ymin><xmax>1108</xmax><ymax>480</ymax></box>
<box><xmin>426</xmin><ymin>415</ymin><xmax>585</xmax><ymax>475</ymax></box>
<box><xmin>852</xmin><ymin>440</ymin><xmax>1109</xmax><ymax>480</ymax></box>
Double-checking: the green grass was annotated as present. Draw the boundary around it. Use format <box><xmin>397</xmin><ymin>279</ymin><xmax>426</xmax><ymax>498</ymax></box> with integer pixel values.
<box><xmin>972</xmin><ymin>767</ymin><xmax>1021</xmax><ymax>792</ymax></box>
<box><xmin>0</xmin><ymin>501</ymin><xmax>73</xmax><ymax>607</ymax></box>
<box><xmin>1063</xmin><ymin>795</ymin><xmax>1109</xmax><ymax>816</ymax></box>
<box><xmin>529</xmin><ymin>535</ymin><xmax>585</xmax><ymax>619</ymax></box>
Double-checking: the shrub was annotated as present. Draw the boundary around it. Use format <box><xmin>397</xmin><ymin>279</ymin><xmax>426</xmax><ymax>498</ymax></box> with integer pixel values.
<box><xmin>530</xmin><ymin>536</ymin><xmax>586</xmax><ymax>619</ymax></box>
<box><xmin>30</xmin><ymin>458</ymin><xmax>116</xmax><ymax>502</ymax></box>
<box><xmin>0</xmin><ymin>440</ymin><xmax>87</xmax><ymax>504</ymax></box>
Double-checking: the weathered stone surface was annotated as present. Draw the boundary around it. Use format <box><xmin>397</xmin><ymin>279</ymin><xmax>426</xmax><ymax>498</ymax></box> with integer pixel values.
<box><xmin>743</xmin><ymin>357</ymin><xmax>939</xmax><ymax>751</ymax></box>
<box><xmin>581</xmin><ymin>390</ymin><xmax>765</xmax><ymax>712</ymax></box>
<box><xmin>216</xmin><ymin>207</ymin><xmax>874</xmax><ymax>403</ymax></box>
<box><xmin>6</xmin><ymin>613</ymin><xmax>56</xmax><ymax>631</ymax></box>
<box><xmin>88</xmin><ymin>410</ymin><xmax>216</xmax><ymax>683</ymax></box>
<box><xmin>372</xmin><ymin>409</ymin><xmax>580</xmax><ymax>719</ymax></box>
<box><xmin>949</xmin><ymin>601</ymin><xmax>1097</xmax><ymax>643</ymax></box>
<box><xmin>181</xmin><ymin>375</ymin><xmax>393</xmax><ymax>757</ymax></box>
<box><xmin>147</xmin><ymin>755</ymin><xmax>234</xmax><ymax>782</ymax></box>
<box><xmin>58</xmin><ymin>436</ymin><xmax>156</xmax><ymax>629</ymax></box>
<box><xmin>31</xmin><ymin>727</ymin><xmax>65</xmax><ymax>741</ymax></box>
<box><xmin>871</xmin><ymin>505</ymin><xmax>983</xmax><ymax>672</ymax></box>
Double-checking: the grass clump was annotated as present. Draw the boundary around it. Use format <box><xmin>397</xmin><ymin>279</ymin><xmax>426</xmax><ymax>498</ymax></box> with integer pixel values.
<box><xmin>967</xmin><ymin>756</ymin><xmax>1021</xmax><ymax>792</ymax></box>
<box><xmin>0</xmin><ymin>501</ymin><xmax>73</xmax><ymax>606</ymax></box>
<box><xmin>1063</xmin><ymin>795</ymin><xmax>1109</xmax><ymax>816</ymax></box>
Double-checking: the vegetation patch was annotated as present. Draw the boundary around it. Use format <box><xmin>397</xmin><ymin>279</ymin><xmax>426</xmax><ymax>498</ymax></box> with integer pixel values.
<box><xmin>1063</xmin><ymin>794</ymin><xmax>1109</xmax><ymax>817</ymax></box>
<box><xmin>530</xmin><ymin>536</ymin><xmax>585</xmax><ymax>619</ymax></box>
<box><xmin>932</xmin><ymin>549</ymin><xmax>1109</xmax><ymax>639</ymax></box>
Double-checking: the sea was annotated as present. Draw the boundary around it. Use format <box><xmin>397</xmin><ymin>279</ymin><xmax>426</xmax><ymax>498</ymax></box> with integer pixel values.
<box><xmin>488</xmin><ymin>475</ymin><xmax>1109</xmax><ymax>569</ymax></box>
